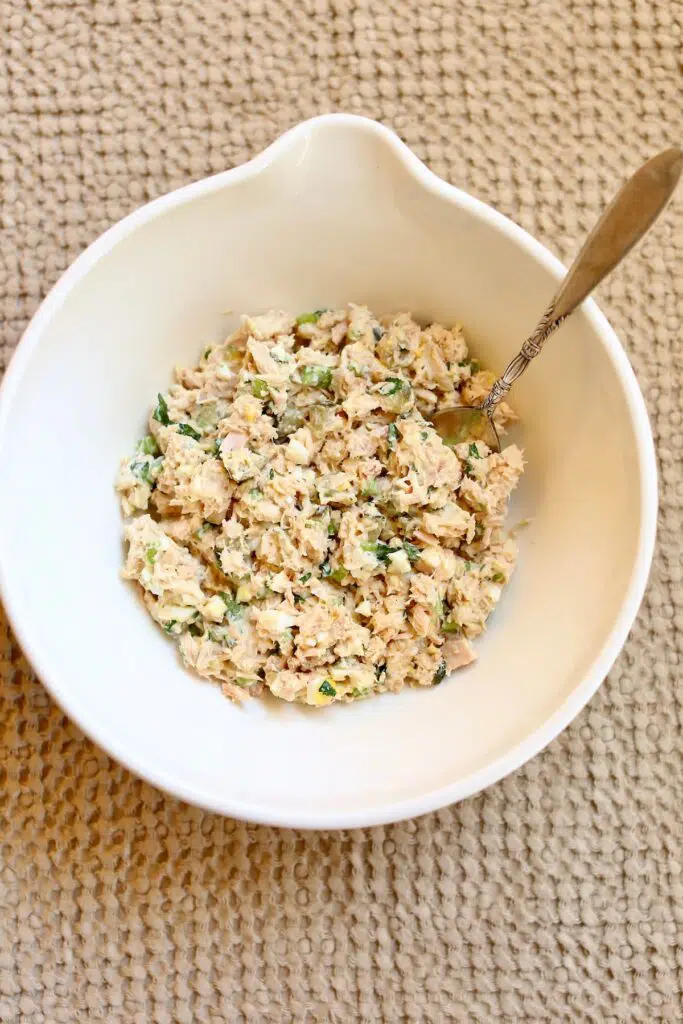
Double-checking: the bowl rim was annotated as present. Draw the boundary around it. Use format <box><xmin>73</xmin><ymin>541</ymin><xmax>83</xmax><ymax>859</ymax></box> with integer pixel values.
<box><xmin>0</xmin><ymin>113</ymin><xmax>658</xmax><ymax>829</ymax></box>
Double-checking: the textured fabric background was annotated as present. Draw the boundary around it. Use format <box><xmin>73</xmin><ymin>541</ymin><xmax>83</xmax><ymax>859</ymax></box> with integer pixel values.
<box><xmin>0</xmin><ymin>1</ymin><xmax>682</xmax><ymax>1021</ymax></box>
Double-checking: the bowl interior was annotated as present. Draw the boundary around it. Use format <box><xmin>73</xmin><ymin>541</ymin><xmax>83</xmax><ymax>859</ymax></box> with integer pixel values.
<box><xmin>0</xmin><ymin>117</ymin><xmax>653</xmax><ymax>826</ymax></box>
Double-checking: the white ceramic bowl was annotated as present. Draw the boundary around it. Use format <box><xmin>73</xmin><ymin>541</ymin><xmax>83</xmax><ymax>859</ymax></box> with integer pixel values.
<box><xmin>0</xmin><ymin>115</ymin><xmax>656</xmax><ymax>828</ymax></box>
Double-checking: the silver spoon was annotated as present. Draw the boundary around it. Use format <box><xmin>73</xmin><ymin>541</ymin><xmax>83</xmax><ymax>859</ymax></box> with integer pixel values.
<box><xmin>432</xmin><ymin>146</ymin><xmax>683</xmax><ymax>451</ymax></box>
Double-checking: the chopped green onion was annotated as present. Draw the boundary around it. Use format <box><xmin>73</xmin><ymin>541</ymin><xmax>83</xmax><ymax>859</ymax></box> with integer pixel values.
<box><xmin>235</xmin><ymin>677</ymin><xmax>256</xmax><ymax>687</ymax></box>
<box><xmin>319</xmin><ymin>680</ymin><xmax>336</xmax><ymax>697</ymax></box>
<box><xmin>327</xmin><ymin>519</ymin><xmax>339</xmax><ymax>537</ymax></box>
<box><xmin>195</xmin><ymin>402</ymin><xmax>219</xmax><ymax>429</ymax></box>
<box><xmin>490</xmin><ymin>572</ymin><xmax>506</xmax><ymax>584</ymax></box>
<box><xmin>130</xmin><ymin>456</ymin><xmax>162</xmax><ymax>486</ymax></box>
<box><xmin>299</xmin><ymin>572</ymin><xmax>312</xmax><ymax>584</ymax></box>
<box><xmin>251</xmin><ymin>378</ymin><xmax>270</xmax><ymax>399</ymax></box>
<box><xmin>361</xmin><ymin>479</ymin><xmax>380</xmax><ymax>499</ymax></box>
<box><xmin>163</xmin><ymin>620</ymin><xmax>178</xmax><ymax>634</ymax></box>
<box><xmin>361</xmin><ymin>541</ymin><xmax>392</xmax><ymax>564</ymax></box>
<box><xmin>177</xmin><ymin>423</ymin><xmax>201</xmax><ymax>441</ymax></box>
<box><xmin>468</xmin><ymin>442</ymin><xmax>482</xmax><ymax>459</ymax></box>
<box><xmin>329</xmin><ymin>566</ymin><xmax>347</xmax><ymax>583</ymax></box>
<box><xmin>442</xmin><ymin>621</ymin><xmax>460</xmax><ymax>634</ymax></box>
<box><xmin>387</xmin><ymin>422</ymin><xmax>399</xmax><ymax>449</ymax></box>
<box><xmin>145</xmin><ymin>543</ymin><xmax>159</xmax><ymax>566</ymax></box>
<box><xmin>299</xmin><ymin>365</ymin><xmax>333</xmax><ymax>389</ymax></box>
<box><xmin>137</xmin><ymin>434</ymin><xmax>160</xmax><ymax>456</ymax></box>
<box><xmin>153</xmin><ymin>393</ymin><xmax>171</xmax><ymax>426</ymax></box>
<box><xmin>320</xmin><ymin>561</ymin><xmax>332</xmax><ymax>577</ymax></box>
<box><xmin>296</xmin><ymin>310</ymin><xmax>326</xmax><ymax>325</ymax></box>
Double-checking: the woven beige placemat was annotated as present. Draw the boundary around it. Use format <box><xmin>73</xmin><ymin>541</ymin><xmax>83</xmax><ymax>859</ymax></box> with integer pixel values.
<box><xmin>1</xmin><ymin>2</ymin><xmax>681</xmax><ymax>1021</ymax></box>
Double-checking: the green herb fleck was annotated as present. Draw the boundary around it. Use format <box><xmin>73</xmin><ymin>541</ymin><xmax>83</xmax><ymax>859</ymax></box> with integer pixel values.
<box><xmin>490</xmin><ymin>572</ymin><xmax>506</xmax><ymax>584</ymax></box>
<box><xmin>195</xmin><ymin>402</ymin><xmax>219</xmax><ymax>429</ymax></box>
<box><xmin>320</xmin><ymin>561</ymin><xmax>332</xmax><ymax>578</ymax></box>
<box><xmin>433</xmin><ymin>660</ymin><xmax>448</xmax><ymax>685</ymax></box>
<box><xmin>403</xmin><ymin>541</ymin><xmax>421</xmax><ymax>564</ymax></box>
<box><xmin>319</xmin><ymin>680</ymin><xmax>336</xmax><ymax>697</ymax></box>
<box><xmin>468</xmin><ymin>442</ymin><xmax>482</xmax><ymax>459</ymax></box>
<box><xmin>296</xmin><ymin>310</ymin><xmax>326</xmax><ymax>325</ymax></box>
<box><xmin>219</xmin><ymin>593</ymin><xmax>245</xmax><ymax>619</ymax></box>
<box><xmin>361</xmin><ymin>479</ymin><xmax>380</xmax><ymax>499</ymax></box>
<box><xmin>299</xmin><ymin>572</ymin><xmax>312</xmax><ymax>584</ymax></box>
<box><xmin>327</xmin><ymin>519</ymin><xmax>339</xmax><ymax>537</ymax></box>
<box><xmin>442</xmin><ymin>621</ymin><xmax>460</xmax><ymax>634</ymax></box>
<box><xmin>153</xmin><ymin>393</ymin><xmax>171</xmax><ymax>426</ymax></box>
<box><xmin>177</xmin><ymin>423</ymin><xmax>201</xmax><ymax>441</ymax></box>
<box><xmin>362</xmin><ymin>540</ymin><xmax>393</xmax><ymax>564</ymax></box>
<box><xmin>387</xmin><ymin>422</ymin><xmax>399</xmax><ymax>450</ymax></box>
<box><xmin>203</xmin><ymin>346</ymin><xmax>212</xmax><ymax>360</ymax></box>
<box><xmin>188</xmin><ymin>622</ymin><xmax>204</xmax><ymax>637</ymax></box>
<box><xmin>300</xmin><ymin>365</ymin><xmax>333</xmax><ymax>389</ymax></box>
<box><xmin>137</xmin><ymin>434</ymin><xmax>160</xmax><ymax>456</ymax></box>
<box><xmin>163</xmin><ymin>620</ymin><xmax>178</xmax><ymax>634</ymax></box>
<box><xmin>213</xmin><ymin>438</ymin><xmax>223</xmax><ymax>457</ymax></box>
<box><xmin>145</xmin><ymin>543</ymin><xmax>159</xmax><ymax>566</ymax></box>
<box><xmin>379</xmin><ymin>377</ymin><xmax>405</xmax><ymax>396</ymax></box>
<box><xmin>235</xmin><ymin>677</ymin><xmax>255</xmax><ymax>687</ymax></box>
<box><xmin>251</xmin><ymin>378</ymin><xmax>270</xmax><ymax>399</ymax></box>
<box><xmin>330</xmin><ymin>566</ymin><xmax>347</xmax><ymax>583</ymax></box>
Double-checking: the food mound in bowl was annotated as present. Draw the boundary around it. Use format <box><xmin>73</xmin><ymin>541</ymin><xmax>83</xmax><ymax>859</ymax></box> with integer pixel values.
<box><xmin>116</xmin><ymin>305</ymin><xmax>524</xmax><ymax>706</ymax></box>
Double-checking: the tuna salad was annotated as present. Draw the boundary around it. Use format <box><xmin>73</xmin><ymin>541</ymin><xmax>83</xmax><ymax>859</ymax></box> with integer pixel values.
<box><xmin>117</xmin><ymin>305</ymin><xmax>523</xmax><ymax>706</ymax></box>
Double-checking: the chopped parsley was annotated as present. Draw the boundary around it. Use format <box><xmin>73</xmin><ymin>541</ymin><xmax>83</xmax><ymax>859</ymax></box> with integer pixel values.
<box><xmin>379</xmin><ymin>377</ymin><xmax>405</xmax><ymax>396</ymax></box>
<box><xmin>319</xmin><ymin>680</ymin><xmax>336</xmax><ymax>697</ymax></box>
<box><xmin>468</xmin><ymin>442</ymin><xmax>482</xmax><ymax>459</ymax></box>
<box><xmin>299</xmin><ymin>572</ymin><xmax>312</xmax><ymax>584</ymax></box>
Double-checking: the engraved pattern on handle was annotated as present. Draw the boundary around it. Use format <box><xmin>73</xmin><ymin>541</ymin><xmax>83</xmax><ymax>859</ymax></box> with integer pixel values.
<box><xmin>481</xmin><ymin>305</ymin><xmax>566</xmax><ymax>414</ymax></box>
<box><xmin>480</xmin><ymin>146</ymin><xmax>682</xmax><ymax>417</ymax></box>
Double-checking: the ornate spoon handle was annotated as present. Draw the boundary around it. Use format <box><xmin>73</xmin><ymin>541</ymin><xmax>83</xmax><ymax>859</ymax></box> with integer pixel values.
<box><xmin>482</xmin><ymin>146</ymin><xmax>683</xmax><ymax>414</ymax></box>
